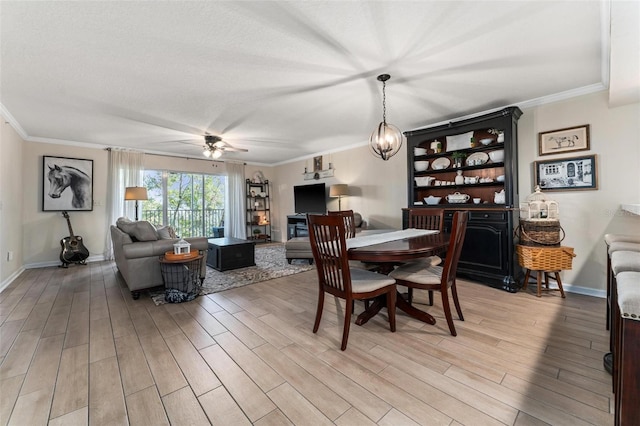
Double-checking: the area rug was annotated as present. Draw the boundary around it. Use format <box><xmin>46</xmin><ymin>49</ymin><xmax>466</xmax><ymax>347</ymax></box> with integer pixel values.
<box><xmin>151</xmin><ymin>243</ymin><xmax>314</xmax><ymax>305</ymax></box>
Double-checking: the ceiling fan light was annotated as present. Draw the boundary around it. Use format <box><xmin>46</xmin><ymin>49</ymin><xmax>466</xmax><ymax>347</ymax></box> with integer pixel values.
<box><xmin>211</xmin><ymin>149</ymin><xmax>223</xmax><ymax>159</ymax></box>
<box><xmin>203</xmin><ymin>148</ymin><xmax>211</xmax><ymax>157</ymax></box>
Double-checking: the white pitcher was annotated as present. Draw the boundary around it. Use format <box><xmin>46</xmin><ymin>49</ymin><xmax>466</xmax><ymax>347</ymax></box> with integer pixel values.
<box><xmin>494</xmin><ymin>189</ymin><xmax>505</xmax><ymax>204</ymax></box>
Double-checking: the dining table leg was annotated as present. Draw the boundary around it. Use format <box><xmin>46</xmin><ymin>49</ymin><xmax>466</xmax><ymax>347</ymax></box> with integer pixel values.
<box><xmin>355</xmin><ymin>292</ymin><xmax>436</xmax><ymax>326</ymax></box>
<box><xmin>395</xmin><ymin>292</ymin><xmax>436</xmax><ymax>325</ymax></box>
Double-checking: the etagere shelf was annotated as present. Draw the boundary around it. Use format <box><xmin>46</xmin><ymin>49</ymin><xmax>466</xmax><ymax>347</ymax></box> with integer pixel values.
<box><xmin>246</xmin><ymin>179</ymin><xmax>271</xmax><ymax>243</ymax></box>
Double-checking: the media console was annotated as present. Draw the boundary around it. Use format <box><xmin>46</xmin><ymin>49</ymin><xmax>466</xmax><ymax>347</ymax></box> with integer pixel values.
<box><xmin>287</xmin><ymin>214</ymin><xmax>309</xmax><ymax>239</ymax></box>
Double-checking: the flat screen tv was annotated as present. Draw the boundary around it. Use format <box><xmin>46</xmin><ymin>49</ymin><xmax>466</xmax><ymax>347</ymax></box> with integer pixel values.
<box><xmin>294</xmin><ymin>183</ymin><xmax>326</xmax><ymax>214</ymax></box>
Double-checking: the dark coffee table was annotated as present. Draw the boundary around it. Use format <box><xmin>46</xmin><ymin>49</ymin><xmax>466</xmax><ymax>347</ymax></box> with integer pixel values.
<box><xmin>207</xmin><ymin>238</ymin><xmax>255</xmax><ymax>271</ymax></box>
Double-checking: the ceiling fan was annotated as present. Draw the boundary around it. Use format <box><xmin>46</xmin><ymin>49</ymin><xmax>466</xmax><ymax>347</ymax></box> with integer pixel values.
<box><xmin>202</xmin><ymin>135</ymin><xmax>248</xmax><ymax>159</ymax></box>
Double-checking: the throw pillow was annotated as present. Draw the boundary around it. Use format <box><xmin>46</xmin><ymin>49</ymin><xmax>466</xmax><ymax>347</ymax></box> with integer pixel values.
<box><xmin>156</xmin><ymin>225</ymin><xmax>177</xmax><ymax>240</ymax></box>
<box><xmin>116</xmin><ymin>218</ymin><xmax>158</xmax><ymax>242</ymax></box>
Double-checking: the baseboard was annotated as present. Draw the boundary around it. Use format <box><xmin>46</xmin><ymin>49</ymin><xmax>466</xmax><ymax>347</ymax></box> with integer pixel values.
<box><xmin>0</xmin><ymin>266</ymin><xmax>26</xmax><ymax>293</ymax></box>
<box><xmin>24</xmin><ymin>254</ymin><xmax>106</xmax><ymax>270</ymax></box>
<box><xmin>523</xmin><ymin>277</ymin><xmax>606</xmax><ymax>298</ymax></box>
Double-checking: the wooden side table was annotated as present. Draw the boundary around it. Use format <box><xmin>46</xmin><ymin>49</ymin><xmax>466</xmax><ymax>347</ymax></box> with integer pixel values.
<box><xmin>516</xmin><ymin>245</ymin><xmax>576</xmax><ymax>298</ymax></box>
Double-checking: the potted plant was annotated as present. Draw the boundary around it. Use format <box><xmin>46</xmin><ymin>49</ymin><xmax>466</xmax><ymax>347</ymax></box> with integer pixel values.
<box><xmin>451</xmin><ymin>151</ymin><xmax>467</xmax><ymax>168</ymax></box>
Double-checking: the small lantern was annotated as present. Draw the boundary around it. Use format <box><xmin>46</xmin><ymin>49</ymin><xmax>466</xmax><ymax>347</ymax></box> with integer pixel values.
<box><xmin>520</xmin><ymin>186</ymin><xmax>559</xmax><ymax>221</ymax></box>
<box><xmin>173</xmin><ymin>238</ymin><xmax>191</xmax><ymax>255</ymax></box>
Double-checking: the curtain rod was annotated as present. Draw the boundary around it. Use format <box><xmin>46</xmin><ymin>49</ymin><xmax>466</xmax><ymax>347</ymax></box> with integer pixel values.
<box><xmin>104</xmin><ymin>148</ymin><xmax>244</xmax><ymax>165</ymax></box>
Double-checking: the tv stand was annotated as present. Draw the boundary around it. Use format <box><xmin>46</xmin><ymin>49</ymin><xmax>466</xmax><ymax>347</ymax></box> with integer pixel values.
<box><xmin>287</xmin><ymin>214</ymin><xmax>309</xmax><ymax>240</ymax></box>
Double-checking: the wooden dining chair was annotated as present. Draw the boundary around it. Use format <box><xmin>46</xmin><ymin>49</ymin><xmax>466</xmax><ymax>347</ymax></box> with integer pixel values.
<box><xmin>307</xmin><ymin>214</ymin><xmax>397</xmax><ymax>350</ymax></box>
<box><xmin>407</xmin><ymin>208</ymin><xmax>445</xmax><ymax>305</ymax></box>
<box><xmin>327</xmin><ymin>210</ymin><xmax>356</xmax><ymax>238</ymax></box>
<box><xmin>390</xmin><ymin>211</ymin><xmax>469</xmax><ymax>336</ymax></box>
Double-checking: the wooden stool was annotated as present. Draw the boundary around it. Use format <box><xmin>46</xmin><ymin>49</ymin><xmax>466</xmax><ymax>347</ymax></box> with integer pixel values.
<box><xmin>522</xmin><ymin>269</ymin><xmax>565</xmax><ymax>298</ymax></box>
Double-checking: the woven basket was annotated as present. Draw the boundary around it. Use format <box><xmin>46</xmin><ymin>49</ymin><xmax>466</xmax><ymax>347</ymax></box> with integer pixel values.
<box><xmin>516</xmin><ymin>245</ymin><xmax>576</xmax><ymax>271</ymax></box>
<box><xmin>516</xmin><ymin>219</ymin><xmax>564</xmax><ymax>247</ymax></box>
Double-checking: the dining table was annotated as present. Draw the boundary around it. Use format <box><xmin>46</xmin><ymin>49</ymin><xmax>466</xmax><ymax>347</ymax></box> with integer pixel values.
<box><xmin>347</xmin><ymin>229</ymin><xmax>450</xmax><ymax>326</ymax></box>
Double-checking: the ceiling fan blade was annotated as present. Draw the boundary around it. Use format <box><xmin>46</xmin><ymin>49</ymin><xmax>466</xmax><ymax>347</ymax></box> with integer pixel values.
<box><xmin>221</xmin><ymin>146</ymin><xmax>249</xmax><ymax>152</ymax></box>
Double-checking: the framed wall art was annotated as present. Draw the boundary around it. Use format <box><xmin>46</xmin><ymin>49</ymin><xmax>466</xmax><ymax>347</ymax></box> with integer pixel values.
<box><xmin>534</xmin><ymin>154</ymin><xmax>597</xmax><ymax>191</ymax></box>
<box><xmin>313</xmin><ymin>155</ymin><xmax>323</xmax><ymax>171</ymax></box>
<box><xmin>43</xmin><ymin>156</ymin><xmax>94</xmax><ymax>211</ymax></box>
<box><xmin>538</xmin><ymin>124</ymin><xmax>590</xmax><ymax>156</ymax></box>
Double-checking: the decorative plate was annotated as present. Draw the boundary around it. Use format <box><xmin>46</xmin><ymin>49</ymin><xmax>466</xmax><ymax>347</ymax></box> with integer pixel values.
<box><xmin>466</xmin><ymin>152</ymin><xmax>489</xmax><ymax>166</ymax></box>
<box><xmin>431</xmin><ymin>157</ymin><xmax>451</xmax><ymax>170</ymax></box>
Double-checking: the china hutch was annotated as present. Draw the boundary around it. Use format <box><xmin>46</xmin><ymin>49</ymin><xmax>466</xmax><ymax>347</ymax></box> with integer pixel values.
<box><xmin>403</xmin><ymin>107</ymin><xmax>523</xmax><ymax>291</ymax></box>
<box><xmin>246</xmin><ymin>179</ymin><xmax>271</xmax><ymax>242</ymax></box>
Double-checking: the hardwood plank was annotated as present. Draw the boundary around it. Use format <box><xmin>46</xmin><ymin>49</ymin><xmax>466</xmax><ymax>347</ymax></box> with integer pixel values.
<box><xmin>233</xmin><ymin>310</ymin><xmax>293</xmax><ymax>349</ymax></box>
<box><xmin>181</xmin><ymin>301</ymin><xmax>228</xmax><ymax>336</ymax></box>
<box><xmin>164</xmin><ymin>332</ymin><xmax>221</xmax><ymax>396</ymax></box>
<box><xmin>253</xmin><ymin>409</ymin><xmax>294</xmax><ymax>426</ymax></box>
<box><xmin>48</xmin><ymin>407</ymin><xmax>88</xmax><ymax>426</ymax></box>
<box><xmin>137</xmin><ymin>331</ymin><xmax>188</xmax><ymax>397</ymax></box>
<box><xmin>0</xmin><ymin>320</ymin><xmax>24</xmax><ymax>359</ymax></box>
<box><xmin>88</xmin><ymin>357</ymin><xmax>127</xmax><ymax>425</ymax></box>
<box><xmin>213</xmin><ymin>310</ymin><xmax>265</xmax><ymax>349</ymax></box>
<box><xmin>19</xmin><ymin>334</ymin><xmax>64</xmax><ymax>396</ymax></box>
<box><xmin>200</xmin><ymin>343</ymin><xmax>276</xmax><ymax>422</ymax></box>
<box><xmin>170</xmin><ymin>310</ymin><xmax>216</xmax><ymax>350</ymax></box>
<box><xmin>198</xmin><ymin>386</ymin><xmax>252</xmax><ymax>426</ymax></box>
<box><xmin>0</xmin><ymin>329</ymin><xmax>40</xmax><ymax>380</ymax></box>
<box><xmin>162</xmin><ymin>386</ymin><xmax>210</xmax><ymax>426</ymax></box>
<box><xmin>266</xmin><ymin>382</ymin><xmax>333</xmax><ymax>426</ymax></box>
<box><xmin>334</xmin><ymin>407</ymin><xmax>379</xmax><ymax>426</ymax></box>
<box><xmin>50</xmin><ymin>344</ymin><xmax>89</xmax><ymax>420</ymax></box>
<box><xmin>0</xmin><ymin>375</ymin><xmax>24</xmax><ymax>426</ymax></box>
<box><xmin>114</xmin><ymin>333</ymin><xmax>155</xmax><ymax>396</ymax></box>
<box><xmin>7</xmin><ymin>388</ymin><xmax>52</xmax><ymax>426</ymax></box>
<box><xmin>89</xmin><ymin>318</ymin><xmax>115</xmax><ymax>363</ymax></box>
<box><xmin>378</xmin><ymin>408</ymin><xmax>422</xmax><ymax>426</ymax></box>
<box><xmin>254</xmin><ymin>342</ymin><xmax>350</xmax><ymax>421</ymax></box>
<box><xmin>125</xmin><ymin>385</ymin><xmax>170</xmax><ymax>426</ymax></box>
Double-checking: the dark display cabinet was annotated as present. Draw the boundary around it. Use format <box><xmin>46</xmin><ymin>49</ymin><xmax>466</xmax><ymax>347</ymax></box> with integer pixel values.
<box><xmin>403</xmin><ymin>107</ymin><xmax>523</xmax><ymax>291</ymax></box>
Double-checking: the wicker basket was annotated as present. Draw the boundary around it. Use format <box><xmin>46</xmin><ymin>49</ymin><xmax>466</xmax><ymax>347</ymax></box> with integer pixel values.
<box><xmin>516</xmin><ymin>219</ymin><xmax>564</xmax><ymax>247</ymax></box>
<box><xmin>516</xmin><ymin>245</ymin><xmax>576</xmax><ymax>271</ymax></box>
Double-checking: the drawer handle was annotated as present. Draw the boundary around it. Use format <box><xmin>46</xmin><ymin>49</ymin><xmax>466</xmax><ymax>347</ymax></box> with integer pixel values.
<box><xmin>484</xmin><ymin>214</ymin><xmax>489</xmax><ymax>218</ymax></box>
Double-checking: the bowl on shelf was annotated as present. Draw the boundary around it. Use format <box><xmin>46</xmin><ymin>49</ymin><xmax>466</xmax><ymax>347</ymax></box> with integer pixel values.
<box><xmin>414</xmin><ymin>147</ymin><xmax>428</xmax><ymax>156</ymax></box>
<box><xmin>488</xmin><ymin>149</ymin><xmax>504</xmax><ymax>163</ymax></box>
<box><xmin>424</xmin><ymin>196</ymin><xmax>442</xmax><ymax>205</ymax></box>
<box><xmin>415</xmin><ymin>176</ymin><xmax>435</xmax><ymax>186</ymax></box>
<box><xmin>496</xmin><ymin>175</ymin><xmax>505</xmax><ymax>182</ymax></box>
<box><xmin>479</xmin><ymin>138</ymin><xmax>493</xmax><ymax>146</ymax></box>
<box><xmin>414</xmin><ymin>161</ymin><xmax>429</xmax><ymax>172</ymax></box>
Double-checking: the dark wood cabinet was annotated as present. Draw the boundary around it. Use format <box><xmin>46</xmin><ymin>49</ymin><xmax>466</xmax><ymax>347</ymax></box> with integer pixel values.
<box><xmin>404</xmin><ymin>107</ymin><xmax>522</xmax><ymax>291</ymax></box>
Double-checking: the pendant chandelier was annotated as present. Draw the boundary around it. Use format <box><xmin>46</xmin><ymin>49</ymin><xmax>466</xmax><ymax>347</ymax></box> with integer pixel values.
<box><xmin>369</xmin><ymin>74</ymin><xmax>403</xmax><ymax>161</ymax></box>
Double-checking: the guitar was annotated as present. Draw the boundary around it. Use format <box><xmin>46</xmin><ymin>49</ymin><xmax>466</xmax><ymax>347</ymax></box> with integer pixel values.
<box><xmin>60</xmin><ymin>211</ymin><xmax>90</xmax><ymax>267</ymax></box>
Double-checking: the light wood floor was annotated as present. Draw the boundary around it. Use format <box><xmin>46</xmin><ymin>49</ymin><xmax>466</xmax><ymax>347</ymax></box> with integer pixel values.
<box><xmin>0</xmin><ymin>261</ymin><xmax>613</xmax><ymax>425</ymax></box>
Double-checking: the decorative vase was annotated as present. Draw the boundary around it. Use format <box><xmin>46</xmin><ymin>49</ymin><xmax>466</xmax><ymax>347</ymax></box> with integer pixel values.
<box><xmin>455</xmin><ymin>170</ymin><xmax>464</xmax><ymax>185</ymax></box>
<box><xmin>497</xmin><ymin>133</ymin><xmax>505</xmax><ymax>143</ymax></box>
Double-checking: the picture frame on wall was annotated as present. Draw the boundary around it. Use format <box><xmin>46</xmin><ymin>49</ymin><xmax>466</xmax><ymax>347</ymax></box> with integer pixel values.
<box><xmin>313</xmin><ymin>155</ymin><xmax>323</xmax><ymax>171</ymax></box>
<box><xmin>534</xmin><ymin>154</ymin><xmax>597</xmax><ymax>191</ymax></box>
<box><xmin>43</xmin><ymin>156</ymin><xmax>94</xmax><ymax>211</ymax></box>
<box><xmin>538</xmin><ymin>124</ymin><xmax>590</xmax><ymax>156</ymax></box>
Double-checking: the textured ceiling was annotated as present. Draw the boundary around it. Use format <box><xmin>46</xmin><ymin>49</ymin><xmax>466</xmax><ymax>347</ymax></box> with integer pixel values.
<box><xmin>1</xmin><ymin>1</ymin><xmax>636</xmax><ymax>165</ymax></box>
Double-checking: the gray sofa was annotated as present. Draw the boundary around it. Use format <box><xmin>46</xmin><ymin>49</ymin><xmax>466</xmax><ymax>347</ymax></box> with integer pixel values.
<box><xmin>110</xmin><ymin>224</ymin><xmax>208</xmax><ymax>299</ymax></box>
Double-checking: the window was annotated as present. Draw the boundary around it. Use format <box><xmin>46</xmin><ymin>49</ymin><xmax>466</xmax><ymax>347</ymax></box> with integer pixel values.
<box><xmin>143</xmin><ymin>170</ymin><xmax>226</xmax><ymax>237</ymax></box>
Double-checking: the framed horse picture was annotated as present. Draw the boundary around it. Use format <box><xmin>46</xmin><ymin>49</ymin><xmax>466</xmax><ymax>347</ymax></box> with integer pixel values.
<box><xmin>43</xmin><ymin>156</ymin><xmax>94</xmax><ymax>211</ymax></box>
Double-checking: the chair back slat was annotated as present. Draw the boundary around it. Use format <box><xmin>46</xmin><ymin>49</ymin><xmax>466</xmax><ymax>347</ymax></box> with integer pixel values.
<box><xmin>328</xmin><ymin>210</ymin><xmax>356</xmax><ymax>238</ymax></box>
<box><xmin>441</xmin><ymin>211</ymin><xmax>469</xmax><ymax>286</ymax></box>
<box><xmin>409</xmin><ymin>208</ymin><xmax>444</xmax><ymax>232</ymax></box>
<box><xmin>308</xmin><ymin>214</ymin><xmax>352</xmax><ymax>294</ymax></box>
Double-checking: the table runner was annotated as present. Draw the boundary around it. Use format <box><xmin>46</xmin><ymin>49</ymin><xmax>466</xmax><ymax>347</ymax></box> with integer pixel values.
<box><xmin>346</xmin><ymin>228</ymin><xmax>437</xmax><ymax>249</ymax></box>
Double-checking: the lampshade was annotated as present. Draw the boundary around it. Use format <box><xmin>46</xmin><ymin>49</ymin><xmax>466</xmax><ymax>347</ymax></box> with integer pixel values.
<box><xmin>329</xmin><ymin>184</ymin><xmax>348</xmax><ymax>197</ymax></box>
<box><xmin>124</xmin><ymin>187</ymin><xmax>148</xmax><ymax>201</ymax></box>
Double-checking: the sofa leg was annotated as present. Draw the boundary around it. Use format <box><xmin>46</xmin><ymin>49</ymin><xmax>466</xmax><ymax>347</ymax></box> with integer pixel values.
<box><xmin>131</xmin><ymin>291</ymin><xmax>140</xmax><ymax>300</ymax></box>
<box><xmin>287</xmin><ymin>259</ymin><xmax>292</xmax><ymax>264</ymax></box>
<box><xmin>308</xmin><ymin>259</ymin><xmax>314</xmax><ymax>265</ymax></box>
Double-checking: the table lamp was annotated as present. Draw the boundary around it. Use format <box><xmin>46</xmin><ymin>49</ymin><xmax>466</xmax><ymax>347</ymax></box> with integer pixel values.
<box><xmin>329</xmin><ymin>184</ymin><xmax>348</xmax><ymax>211</ymax></box>
<box><xmin>124</xmin><ymin>186</ymin><xmax>148</xmax><ymax>221</ymax></box>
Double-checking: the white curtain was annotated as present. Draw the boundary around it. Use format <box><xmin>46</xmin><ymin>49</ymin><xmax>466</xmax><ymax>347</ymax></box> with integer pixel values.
<box><xmin>103</xmin><ymin>149</ymin><xmax>145</xmax><ymax>259</ymax></box>
<box><xmin>225</xmin><ymin>162</ymin><xmax>246</xmax><ymax>239</ymax></box>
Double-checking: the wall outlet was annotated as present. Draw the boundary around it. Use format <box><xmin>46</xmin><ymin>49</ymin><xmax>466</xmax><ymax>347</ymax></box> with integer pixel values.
<box><xmin>7</xmin><ymin>251</ymin><xmax>14</xmax><ymax>261</ymax></box>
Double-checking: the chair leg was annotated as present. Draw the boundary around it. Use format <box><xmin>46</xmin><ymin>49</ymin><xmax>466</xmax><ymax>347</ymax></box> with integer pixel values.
<box><xmin>440</xmin><ymin>286</ymin><xmax>457</xmax><ymax>336</ymax></box>
<box><xmin>450</xmin><ymin>282</ymin><xmax>464</xmax><ymax>321</ymax></box>
<box><xmin>386</xmin><ymin>291</ymin><xmax>396</xmax><ymax>332</ymax></box>
<box><xmin>522</xmin><ymin>269</ymin><xmax>531</xmax><ymax>290</ymax></box>
<box><xmin>313</xmin><ymin>291</ymin><xmax>325</xmax><ymax>333</ymax></box>
<box><xmin>341</xmin><ymin>296</ymin><xmax>353</xmax><ymax>351</ymax></box>
<box><xmin>407</xmin><ymin>287</ymin><xmax>413</xmax><ymax>304</ymax></box>
<box><xmin>428</xmin><ymin>290</ymin><xmax>434</xmax><ymax>306</ymax></box>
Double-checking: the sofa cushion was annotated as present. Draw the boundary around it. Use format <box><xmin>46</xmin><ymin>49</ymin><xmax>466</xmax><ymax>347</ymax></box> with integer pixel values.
<box><xmin>156</xmin><ymin>225</ymin><xmax>177</xmax><ymax>239</ymax></box>
<box><xmin>116</xmin><ymin>217</ymin><xmax>158</xmax><ymax>242</ymax></box>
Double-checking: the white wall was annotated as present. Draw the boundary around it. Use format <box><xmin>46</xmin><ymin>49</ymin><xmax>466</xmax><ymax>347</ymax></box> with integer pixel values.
<box><xmin>3</xmin><ymin>91</ymin><xmax>638</xmax><ymax>293</ymax></box>
<box><xmin>0</xmin><ymin>117</ymin><xmax>25</xmax><ymax>285</ymax></box>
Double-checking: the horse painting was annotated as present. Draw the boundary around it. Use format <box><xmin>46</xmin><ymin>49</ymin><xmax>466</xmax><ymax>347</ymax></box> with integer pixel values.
<box><xmin>47</xmin><ymin>164</ymin><xmax>92</xmax><ymax>209</ymax></box>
